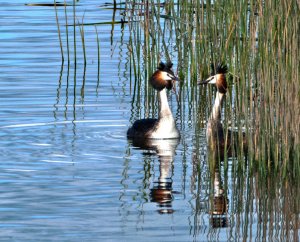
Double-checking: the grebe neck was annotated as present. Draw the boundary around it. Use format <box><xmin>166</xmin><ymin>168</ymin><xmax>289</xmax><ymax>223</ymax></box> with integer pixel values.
<box><xmin>209</xmin><ymin>91</ymin><xmax>225</xmax><ymax>122</ymax></box>
<box><xmin>146</xmin><ymin>87</ymin><xmax>179</xmax><ymax>139</ymax></box>
<box><xmin>158</xmin><ymin>88</ymin><xmax>173</xmax><ymax>119</ymax></box>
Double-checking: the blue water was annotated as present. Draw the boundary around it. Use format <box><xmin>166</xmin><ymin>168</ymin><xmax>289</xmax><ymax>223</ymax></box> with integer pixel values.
<box><xmin>0</xmin><ymin>1</ymin><xmax>298</xmax><ymax>241</ymax></box>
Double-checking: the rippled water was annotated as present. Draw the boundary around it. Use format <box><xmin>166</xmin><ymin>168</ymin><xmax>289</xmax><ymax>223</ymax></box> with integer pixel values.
<box><xmin>0</xmin><ymin>1</ymin><xmax>299</xmax><ymax>241</ymax></box>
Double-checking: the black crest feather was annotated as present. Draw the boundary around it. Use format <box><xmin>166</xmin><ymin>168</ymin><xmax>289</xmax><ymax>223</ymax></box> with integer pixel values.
<box><xmin>158</xmin><ymin>61</ymin><xmax>173</xmax><ymax>72</ymax></box>
<box><xmin>165</xmin><ymin>61</ymin><xmax>173</xmax><ymax>69</ymax></box>
<box><xmin>211</xmin><ymin>63</ymin><xmax>228</xmax><ymax>75</ymax></box>
<box><xmin>158</xmin><ymin>62</ymin><xmax>166</xmax><ymax>71</ymax></box>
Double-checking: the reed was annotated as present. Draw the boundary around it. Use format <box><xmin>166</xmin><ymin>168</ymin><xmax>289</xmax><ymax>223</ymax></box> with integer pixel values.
<box><xmin>51</xmin><ymin>2</ymin><xmax>299</xmax><ymax>240</ymax></box>
<box><xmin>73</xmin><ymin>0</ymin><xmax>77</xmax><ymax>67</ymax></box>
<box><xmin>53</xmin><ymin>0</ymin><xmax>299</xmax><ymax>177</ymax></box>
<box><xmin>78</xmin><ymin>14</ymin><xmax>87</xmax><ymax>99</ymax></box>
<box><xmin>78</xmin><ymin>14</ymin><xmax>87</xmax><ymax>66</ymax></box>
<box><xmin>95</xmin><ymin>26</ymin><xmax>101</xmax><ymax>92</ymax></box>
<box><xmin>54</xmin><ymin>0</ymin><xmax>64</xmax><ymax>62</ymax></box>
<box><xmin>64</xmin><ymin>0</ymin><xmax>70</xmax><ymax>63</ymax></box>
<box><xmin>126</xmin><ymin>0</ymin><xmax>299</xmax><ymax>178</ymax></box>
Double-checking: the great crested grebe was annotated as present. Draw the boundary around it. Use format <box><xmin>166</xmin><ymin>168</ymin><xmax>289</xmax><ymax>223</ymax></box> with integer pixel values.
<box><xmin>198</xmin><ymin>64</ymin><xmax>247</xmax><ymax>157</ymax></box>
<box><xmin>127</xmin><ymin>62</ymin><xmax>180</xmax><ymax>139</ymax></box>
<box><xmin>198</xmin><ymin>64</ymin><xmax>228</xmax><ymax>146</ymax></box>
<box><xmin>198</xmin><ymin>64</ymin><xmax>231</xmax><ymax>227</ymax></box>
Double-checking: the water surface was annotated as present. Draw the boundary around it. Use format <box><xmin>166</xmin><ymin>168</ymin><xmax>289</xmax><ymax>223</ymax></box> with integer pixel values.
<box><xmin>0</xmin><ymin>1</ymin><xmax>298</xmax><ymax>241</ymax></box>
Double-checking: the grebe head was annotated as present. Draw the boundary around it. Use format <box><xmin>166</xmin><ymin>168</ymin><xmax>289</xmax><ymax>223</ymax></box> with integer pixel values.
<box><xmin>198</xmin><ymin>63</ymin><xmax>228</xmax><ymax>94</ymax></box>
<box><xmin>149</xmin><ymin>62</ymin><xmax>178</xmax><ymax>91</ymax></box>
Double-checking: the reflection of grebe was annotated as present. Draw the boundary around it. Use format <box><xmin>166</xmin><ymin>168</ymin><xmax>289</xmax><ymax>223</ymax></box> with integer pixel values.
<box><xmin>129</xmin><ymin>138</ymin><xmax>179</xmax><ymax>214</ymax></box>
<box><xmin>210</xmin><ymin>169</ymin><xmax>229</xmax><ymax>228</ymax></box>
<box><xmin>198</xmin><ymin>63</ymin><xmax>247</xmax><ymax>157</ymax></box>
<box><xmin>149</xmin><ymin>139</ymin><xmax>179</xmax><ymax>214</ymax></box>
<box><xmin>127</xmin><ymin>62</ymin><xmax>180</xmax><ymax>139</ymax></box>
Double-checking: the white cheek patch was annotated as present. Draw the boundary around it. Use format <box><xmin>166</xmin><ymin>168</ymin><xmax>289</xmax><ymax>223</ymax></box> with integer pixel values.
<box><xmin>208</xmin><ymin>75</ymin><xmax>217</xmax><ymax>84</ymax></box>
<box><xmin>161</xmin><ymin>71</ymin><xmax>174</xmax><ymax>81</ymax></box>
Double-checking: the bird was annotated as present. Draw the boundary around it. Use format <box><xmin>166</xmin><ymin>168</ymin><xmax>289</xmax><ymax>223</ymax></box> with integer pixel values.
<box><xmin>198</xmin><ymin>63</ymin><xmax>247</xmax><ymax>158</ymax></box>
<box><xmin>127</xmin><ymin>62</ymin><xmax>180</xmax><ymax>140</ymax></box>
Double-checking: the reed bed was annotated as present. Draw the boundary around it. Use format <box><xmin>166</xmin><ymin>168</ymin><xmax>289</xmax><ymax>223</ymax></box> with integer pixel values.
<box><xmin>51</xmin><ymin>1</ymin><xmax>299</xmax><ymax>239</ymax></box>
<box><xmin>53</xmin><ymin>0</ymin><xmax>299</xmax><ymax>178</ymax></box>
<box><xmin>125</xmin><ymin>0</ymin><xmax>299</xmax><ymax>179</ymax></box>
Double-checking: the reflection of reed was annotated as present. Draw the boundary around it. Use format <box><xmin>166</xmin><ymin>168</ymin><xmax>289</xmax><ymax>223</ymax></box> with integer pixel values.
<box><xmin>229</xmin><ymin>167</ymin><xmax>300</xmax><ymax>241</ymax></box>
<box><xmin>80</xmin><ymin>64</ymin><xmax>86</xmax><ymax>101</ymax></box>
<box><xmin>54</xmin><ymin>63</ymin><xmax>64</xmax><ymax>121</ymax></box>
<box><xmin>64</xmin><ymin>65</ymin><xmax>70</xmax><ymax>120</ymax></box>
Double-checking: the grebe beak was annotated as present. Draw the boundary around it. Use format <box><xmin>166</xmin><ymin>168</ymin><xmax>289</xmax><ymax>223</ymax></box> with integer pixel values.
<box><xmin>198</xmin><ymin>75</ymin><xmax>216</xmax><ymax>85</ymax></box>
<box><xmin>167</xmin><ymin>73</ymin><xmax>180</xmax><ymax>82</ymax></box>
<box><xmin>173</xmin><ymin>76</ymin><xmax>181</xmax><ymax>82</ymax></box>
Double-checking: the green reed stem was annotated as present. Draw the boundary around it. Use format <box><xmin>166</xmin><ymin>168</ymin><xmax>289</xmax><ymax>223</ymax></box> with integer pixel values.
<box><xmin>78</xmin><ymin>15</ymin><xmax>86</xmax><ymax>65</ymax></box>
<box><xmin>54</xmin><ymin>0</ymin><xmax>64</xmax><ymax>62</ymax></box>
<box><xmin>73</xmin><ymin>0</ymin><xmax>76</xmax><ymax>67</ymax></box>
<box><xmin>126</xmin><ymin>0</ymin><xmax>299</xmax><ymax>178</ymax></box>
<box><xmin>95</xmin><ymin>26</ymin><xmax>101</xmax><ymax>91</ymax></box>
<box><xmin>64</xmin><ymin>0</ymin><xmax>70</xmax><ymax>63</ymax></box>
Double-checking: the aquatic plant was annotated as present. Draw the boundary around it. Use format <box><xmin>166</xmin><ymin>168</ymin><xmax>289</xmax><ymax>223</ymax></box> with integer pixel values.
<box><xmin>125</xmin><ymin>0</ymin><xmax>300</xmax><ymax>178</ymax></box>
<box><xmin>54</xmin><ymin>0</ymin><xmax>64</xmax><ymax>61</ymax></box>
<box><xmin>52</xmin><ymin>0</ymin><xmax>299</xmax><ymax>178</ymax></box>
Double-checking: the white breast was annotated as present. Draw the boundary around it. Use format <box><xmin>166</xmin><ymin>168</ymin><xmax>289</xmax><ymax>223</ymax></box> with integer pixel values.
<box><xmin>149</xmin><ymin>116</ymin><xmax>180</xmax><ymax>139</ymax></box>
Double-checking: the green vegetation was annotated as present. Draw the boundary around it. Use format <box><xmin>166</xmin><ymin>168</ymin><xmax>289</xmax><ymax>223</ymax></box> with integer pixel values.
<box><xmin>53</xmin><ymin>0</ymin><xmax>299</xmax><ymax>179</ymax></box>
<box><xmin>126</xmin><ymin>0</ymin><xmax>299</xmax><ymax>179</ymax></box>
